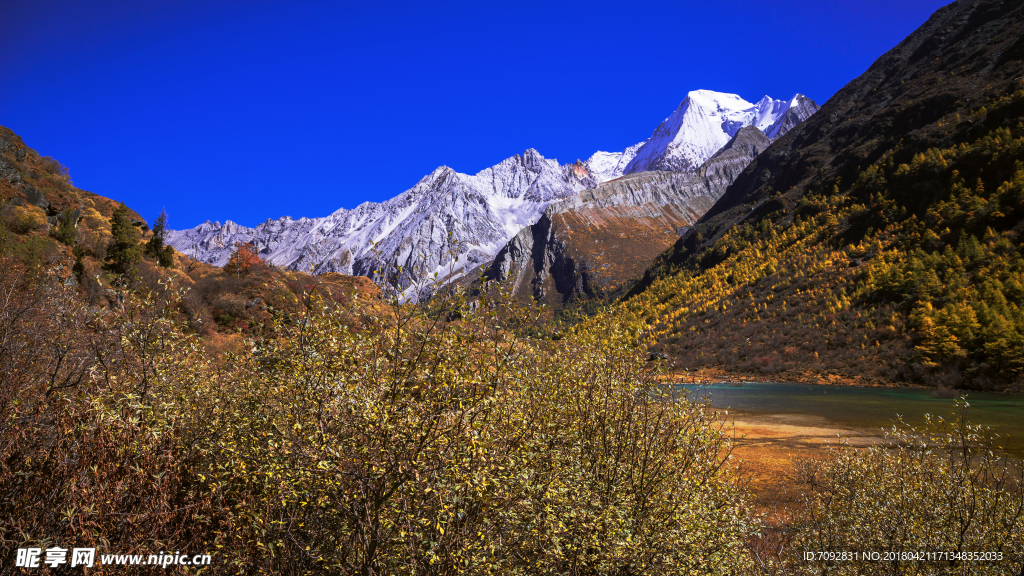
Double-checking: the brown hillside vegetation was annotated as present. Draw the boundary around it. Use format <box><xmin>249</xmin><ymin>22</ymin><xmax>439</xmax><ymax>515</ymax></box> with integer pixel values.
<box><xmin>0</xmin><ymin>248</ymin><xmax>761</xmax><ymax>573</ymax></box>
<box><xmin>1</xmin><ymin>124</ymin><xmax>379</xmax><ymax>350</ymax></box>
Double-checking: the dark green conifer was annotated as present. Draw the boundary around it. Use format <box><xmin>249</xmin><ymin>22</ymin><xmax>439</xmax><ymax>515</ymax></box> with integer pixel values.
<box><xmin>146</xmin><ymin>208</ymin><xmax>168</xmax><ymax>259</ymax></box>
<box><xmin>72</xmin><ymin>242</ymin><xmax>85</xmax><ymax>281</ymax></box>
<box><xmin>106</xmin><ymin>202</ymin><xmax>141</xmax><ymax>277</ymax></box>
<box><xmin>159</xmin><ymin>244</ymin><xmax>175</xmax><ymax>268</ymax></box>
<box><xmin>53</xmin><ymin>208</ymin><xmax>77</xmax><ymax>246</ymax></box>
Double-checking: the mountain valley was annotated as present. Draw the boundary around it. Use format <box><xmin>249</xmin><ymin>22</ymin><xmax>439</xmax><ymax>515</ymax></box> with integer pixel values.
<box><xmin>480</xmin><ymin>126</ymin><xmax>774</xmax><ymax>306</ymax></box>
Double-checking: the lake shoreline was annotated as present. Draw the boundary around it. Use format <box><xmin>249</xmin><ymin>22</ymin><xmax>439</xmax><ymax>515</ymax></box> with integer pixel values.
<box><xmin>661</xmin><ymin>366</ymin><xmax>1024</xmax><ymax>394</ymax></box>
<box><xmin>688</xmin><ymin>380</ymin><xmax>1024</xmax><ymax>461</ymax></box>
<box><xmin>724</xmin><ymin>411</ymin><xmax>884</xmax><ymax>500</ymax></box>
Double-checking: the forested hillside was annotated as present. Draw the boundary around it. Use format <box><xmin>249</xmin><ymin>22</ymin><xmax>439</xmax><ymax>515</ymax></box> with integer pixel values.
<box><xmin>624</xmin><ymin>0</ymin><xmax>1024</xmax><ymax>390</ymax></box>
<box><xmin>1</xmin><ymin>125</ymin><xmax>377</xmax><ymax>352</ymax></box>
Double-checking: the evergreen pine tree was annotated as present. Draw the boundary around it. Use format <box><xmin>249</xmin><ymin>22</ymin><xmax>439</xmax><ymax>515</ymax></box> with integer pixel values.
<box><xmin>159</xmin><ymin>244</ymin><xmax>175</xmax><ymax>268</ymax></box>
<box><xmin>72</xmin><ymin>242</ymin><xmax>85</xmax><ymax>281</ymax></box>
<box><xmin>146</xmin><ymin>208</ymin><xmax>168</xmax><ymax>258</ymax></box>
<box><xmin>53</xmin><ymin>208</ymin><xmax>77</xmax><ymax>246</ymax></box>
<box><xmin>106</xmin><ymin>202</ymin><xmax>142</xmax><ymax>277</ymax></box>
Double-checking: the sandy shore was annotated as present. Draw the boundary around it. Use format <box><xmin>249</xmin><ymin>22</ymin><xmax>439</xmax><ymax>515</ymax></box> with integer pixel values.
<box><xmin>722</xmin><ymin>412</ymin><xmax>885</xmax><ymax>506</ymax></box>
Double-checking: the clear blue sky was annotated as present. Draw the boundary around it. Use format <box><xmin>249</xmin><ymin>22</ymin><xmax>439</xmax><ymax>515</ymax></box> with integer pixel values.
<box><xmin>1</xmin><ymin>0</ymin><xmax>950</xmax><ymax>229</ymax></box>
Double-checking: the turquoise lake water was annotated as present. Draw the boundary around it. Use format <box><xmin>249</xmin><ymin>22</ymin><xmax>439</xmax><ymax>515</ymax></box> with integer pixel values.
<box><xmin>678</xmin><ymin>382</ymin><xmax>1024</xmax><ymax>453</ymax></box>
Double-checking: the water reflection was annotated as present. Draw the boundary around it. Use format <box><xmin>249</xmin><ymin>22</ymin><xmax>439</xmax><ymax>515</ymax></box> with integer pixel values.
<box><xmin>678</xmin><ymin>382</ymin><xmax>1024</xmax><ymax>454</ymax></box>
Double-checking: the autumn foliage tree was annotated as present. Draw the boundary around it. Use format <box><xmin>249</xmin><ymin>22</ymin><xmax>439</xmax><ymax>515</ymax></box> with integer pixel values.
<box><xmin>224</xmin><ymin>241</ymin><xmax>266</xmax><ymax>276</ymax></box>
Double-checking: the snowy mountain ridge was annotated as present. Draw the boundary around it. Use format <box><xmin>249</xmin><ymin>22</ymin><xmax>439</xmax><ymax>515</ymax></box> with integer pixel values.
<box><xmin>623</xmin><ymin>90</ymin><xmax>820</xmax><ymax>173</ymax></box>
<box><xmin>168</xmin><ymin>89</ymin><xmax>818</xmax><ymax>291</ymax></box>
<box><xmin>168</xmin><ymin>149</ymin><xmax>607</xmax><ymax>288</ymax></box>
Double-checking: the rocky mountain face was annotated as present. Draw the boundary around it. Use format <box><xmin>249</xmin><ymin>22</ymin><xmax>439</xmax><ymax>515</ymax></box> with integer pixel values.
<box><xmin>169</xmin><ymin>149</ymin><xmax>604</xmax><ymax>292</ymax></box>
<box><xmin>169</xmin><ymin>90</ymin><xmax>816</xmax><ymax>293</ymax></box>
<box><xmin>481</xmin><ymin>127</ymin><xmax>772</xmax><ymax>305</ymax></box>
<box><xmin>630</xmin><ymin>0</ymin><xmax>1024</xmax><ymax>296</ymax></box>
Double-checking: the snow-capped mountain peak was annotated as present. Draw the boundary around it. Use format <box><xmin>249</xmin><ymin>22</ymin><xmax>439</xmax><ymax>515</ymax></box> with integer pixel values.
<box><xmin>622</xmin><ymin>90</ymin><xmax>819</xmax><ymax>175</ymax></box>
<box><xmin>168</xmin><ymin>88</ymin><xmax>818</xmax><ymax>294</ymax></box>
<box><xmin>763</xmin><ymin>94</ymin><xmax>819</xmax><ymax>141</ymax></box>
<box><xmin>685</xmin><ymin>89</ymin><xmax>760</xmax><ymax>137</ymax></box>
<box><xmin>581</xmin><ymin>141</ymin><xmax>644</xmax><ymax>183</ymax></box>
<box><xmin>754</xmin><ymin>95</ymin><xmax>788</xmax><ymax>132</ymax></box>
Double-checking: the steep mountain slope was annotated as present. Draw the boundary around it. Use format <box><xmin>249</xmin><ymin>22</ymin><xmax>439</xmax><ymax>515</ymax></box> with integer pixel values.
<box><xmin>482</xmin><ymin>127</ymin><xmax>771</xmax><ymax>306</ymax></box>
<box><xmin>622</xmin><ymin>0</ymin><xmax>1024</xmax><ymax>390</ymax></box>
<box><xmin>645</xmin><ymin>0</ymin><xmax>1024</xmax><ymax>274</ymax></box>
<box><xmin>1</xmin><ymin>125</ymin><xmax>148</xmax><ymax>267</ymax></box>
<box><xmin>623</xmin><ymin>91</ymin><xmax>819</xmax><ymax>174</ymax></box>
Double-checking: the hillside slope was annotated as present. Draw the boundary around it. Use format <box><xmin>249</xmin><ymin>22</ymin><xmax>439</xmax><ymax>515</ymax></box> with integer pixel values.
<box><xmin>1</xmin><ymin>125</ymin><xmax>378</xmax><ymax>348</ymax></box>
<box><xmin>622</xmin><ymin>0</ymin><xmax>1024</xmax><ymax>390</ymax></box>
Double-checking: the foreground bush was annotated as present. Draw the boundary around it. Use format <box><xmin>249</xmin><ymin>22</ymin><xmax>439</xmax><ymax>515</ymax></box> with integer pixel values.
<box><xmin>5</xmin><ymin>254</ymin><xmax>1020</xmax><ymax>574</ymax></box>
<box><xmin>199</xmin><ymin>284</ymin><xmax>753</xmax><ymax>574</ymax></box>
<box><xmin>774</xmin><ymin>403</ymin><xmax>1024</xmax><ymax>575</ymax></box>
<box><xmin>0</xmin><ymin>260</ymin><xmax>752</xmax><ymax>574</ymax></box>
<box><xmin>0</xmin><ymin>262</ymin><xmax>222</xmax><ymax>567</ymax></box>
